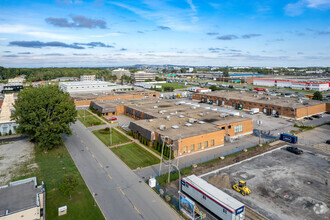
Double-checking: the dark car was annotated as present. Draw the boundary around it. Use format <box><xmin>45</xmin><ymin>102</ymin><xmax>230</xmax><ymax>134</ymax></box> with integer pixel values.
<box><xmin>274</xmin><ymin>114</ymin><xmax>279</xmax><ymax>118</ymax></box>
<box><xmin>312</xmin><ymin>115</ymin><xmax>321</xmax><ymax>118</ymax></box>
<box><xmin>326</xmin><ymin>140</ymin><xmax>330</xmax><ymax>145</ymax></box>
<box><xmin>286</xmin><ymin>146</ymin><xmax>303</xmax><ymax>154</ymax></box>
<box><xmin>304</xmin><ymin>117</ymin><xmax>313</xmax><ymax>120</ymax></box>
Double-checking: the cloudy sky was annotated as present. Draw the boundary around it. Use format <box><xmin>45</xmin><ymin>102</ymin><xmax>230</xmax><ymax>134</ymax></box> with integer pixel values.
<box><xmin>0</xmin><ymin>0</ymin><xmax>330</xmax><ymax>67</ymax></box>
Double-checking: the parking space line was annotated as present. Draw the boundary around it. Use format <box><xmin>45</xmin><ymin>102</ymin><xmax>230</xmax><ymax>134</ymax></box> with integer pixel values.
<box><xmin>108</xmin><ymin>174</ymin><xmax>112</xmax><ymax>180</ymax></box>
<box><xmin>98</xmin><ymin>162</ymin><xmax>103</xmax><ymax>168</ymax></box>
<box><xmin>92</xmin><ymin>154</ymin><xmax>95</xmax><ymax>158</ymax></box>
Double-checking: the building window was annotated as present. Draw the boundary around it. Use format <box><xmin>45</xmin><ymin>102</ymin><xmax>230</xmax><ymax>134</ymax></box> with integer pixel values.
<box><xmin>211</xmin><ymin>139</ymin><xmax>214</xmax><ymax>146</ymax></box>
<box><xmin>183</xmin><ymin>146</ymin><xmax>187</xmax><ymax>153</ymax></box>
<box><xmin>223</xmin><ymin>209</ymin><xmax>227</xmax><ymax>214</ymax></box>
<box><xmin>202</xmin><ymin>195</ymin><xmax>206</xmax><ymax>200</ymax></box>
<box><xmin>198</xmin><ymin>143</ymin><xmax>201</xmax><ymax>149</ymax></box>
<box><xmin>291</xmin><ymin>109</ymin><xmax>294</xmax><ymax>112</ymax></box>
<box><xmin>228</xmin><ymin>125</ymin><xmax>231</xmax><ymax>129</ymax></box>
<box><xmin>204</xmin><ymin>141</ymin><xmax>208</xmax><ymax>148</ymax></box>
<box><xmin>191</xmin><ymin>144</ymin><xmax>195</xmax><ymax>151</ymax></box>
<box><xmin>221</xmin><ymin>126</ymin><xmax>225</xmax><ymax>130</ymax></box>
<box><xmin>235</xmin><ymin>125</ymin><xmax>243</xmax><ymax>133</ymax></box>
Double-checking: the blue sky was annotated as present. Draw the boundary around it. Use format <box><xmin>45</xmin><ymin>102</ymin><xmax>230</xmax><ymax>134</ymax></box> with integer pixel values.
<box><xmin>0</xmin><ymin>0</ymin><xmax>329</xmax><ymax>67</ymax></box>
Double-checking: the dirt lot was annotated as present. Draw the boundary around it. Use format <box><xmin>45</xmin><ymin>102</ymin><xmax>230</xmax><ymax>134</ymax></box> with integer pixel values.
<box><xmin>201</xmin><ymin>146</ymin><xmax>330</xmax><ymax>220</ymax></box>
<box><xmin>0</xmin><ymin>139</ymin><xmax>35</xmax><ymax>185</ymax></box>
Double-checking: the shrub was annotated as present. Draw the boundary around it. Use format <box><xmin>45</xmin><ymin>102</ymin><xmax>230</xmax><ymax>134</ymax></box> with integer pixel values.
<box><xmin>8</xmin><ymin>130</ymin><xmax>12</xmax><ymax>135</ymax></box>
<box><xmin>59</xmin><ymin>174</ymin><xmax>78</xmax><ymax>198</ymax></box>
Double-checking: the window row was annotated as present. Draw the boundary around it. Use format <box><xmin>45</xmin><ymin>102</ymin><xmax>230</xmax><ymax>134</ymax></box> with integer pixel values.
<box><xmin>183</xmin><ymin>139</ymin><xmax>215</xmax><ymax>153</ymax></box>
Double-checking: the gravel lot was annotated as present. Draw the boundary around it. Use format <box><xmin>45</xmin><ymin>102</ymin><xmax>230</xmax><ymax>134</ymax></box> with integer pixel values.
<box><xmin>0</xmin><ymin>139</ymin><xmax>35</xmax><ymax>185</ymax></box>
<box><xmin>202</xmin><ymin>145</ymin><xmax>330</xmax><ymax>220</ymax></box>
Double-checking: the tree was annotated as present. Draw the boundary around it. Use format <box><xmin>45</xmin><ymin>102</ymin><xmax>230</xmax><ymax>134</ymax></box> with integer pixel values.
<box><xmin>180</xmin><ymin>68</ymin><xmax>186</xmax><ymax>73</ymax></box>
<box><xmin>11</xmin><ymin>86</ymin><xmax>77</xmax><ymax>150</ymax></box>
<box><xmin>59</xmin><ymin>174</ymin><xmax>78</xmax><ymax>198</ymax></box>
<box><xmin>145</xmin><ymin>79</ymin><xmax>153</xmax><ymax>82</ymax></box>
<box><xmin>313</xmin><ymin>91</ymin><xmax>323</xmax><ymax>100</ymax></box>
<box><xmin>223</xmin><ymin>68</ymin><xmax>230</xmax><ymax>77</ymax></box>
<box><xmin>209</xmin><ymin>85</ymin><xmax>219</xmax><ymax>91</ymax></box>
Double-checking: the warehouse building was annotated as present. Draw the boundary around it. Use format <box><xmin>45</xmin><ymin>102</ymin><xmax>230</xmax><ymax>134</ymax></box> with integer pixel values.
<box><xmin>91</xmin><ymin>99</ymin><xmax>253</xmax><ymax>157</ymax></box>
<box><xmin>193</xmin><ymin>90</ymin><xmax>330</xmax><ymax>120</ymax></box>
<box><xmin>73</xmin><ymin>90</ymin><xmax>159</xmax><ymax>107</ymax></box>
<box><xmin>0</xmin><ymin>177</ymin><xmax>45</xmax><ymax>220</ymax></box>
<box><xmin>112</xmin><ymin>68</ymin><xmax>130</xmax><ymax>79</ymax></box>
<box><xmin>59</xmin><ymin>81</ymin><xmax>132</xmax><ymax>94</ymax></box>
<box><xmin>253</xmin><ymin>79</ymin><xmax>330</xmax><ymax>91</ymax></box>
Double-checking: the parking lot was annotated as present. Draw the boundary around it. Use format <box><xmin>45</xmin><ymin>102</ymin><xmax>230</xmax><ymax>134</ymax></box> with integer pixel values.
<box><xmin>201</xmin><ymin>144</ymin><xmax>330</xmax><ymax>220</ymax></box>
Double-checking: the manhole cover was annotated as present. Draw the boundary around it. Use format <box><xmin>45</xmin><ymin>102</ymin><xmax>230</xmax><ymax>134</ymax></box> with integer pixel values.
<box><xmin>81</xmin><ymin>149</ymin><xmax>84</xmax><ymax>151</ymax></box>
<box><xmin>106</xmin><ymin>166</ymin><xmax>109</xmax><ymax>168</ymax></box>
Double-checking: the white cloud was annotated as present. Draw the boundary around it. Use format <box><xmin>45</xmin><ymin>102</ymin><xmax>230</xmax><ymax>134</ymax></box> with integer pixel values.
<box><xmin>284</xmin><ymin>0</ymin><xmax>330</xmax><ymax>16</ymax></box>
<box><xmin>89</xmin><ymin>32</ymin><xmax>122</xmax><ymax>37</ymax></box>
<box><xmin>0</xmin><ymin>24</ymin><xmax>77</xmax><ymax>40</ymax></box>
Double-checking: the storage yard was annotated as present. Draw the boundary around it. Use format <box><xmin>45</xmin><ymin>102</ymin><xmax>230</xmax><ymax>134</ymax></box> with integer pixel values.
<box><xmin>201</xmin><ymin>144</ymin><xmax>330</xmax><ymax>220</ymax></box>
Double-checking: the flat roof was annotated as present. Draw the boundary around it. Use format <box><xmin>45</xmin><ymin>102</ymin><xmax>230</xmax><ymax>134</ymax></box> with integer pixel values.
<box><xmin>199</xmin><ymin>90</ymin><xmax>327</xmax><ymax>108</ymax></box>
<box><xmin>0</xmin><ymin>177</ymin><xmax>43</xmax><ymax>216</ymax></box>
<box><xmin>183</xmin><ymin>175</ymin><xmax>244</xmax><ymax>212</ymax></box>
<box><xmin>71</xmin><ymin>89</ymin><xmax>157</xmax><ymax>100</ymax></box>
<box><xmin>0</xmin><ymin>94</ymin><xmax>15</xmax><ymax>123</ymax></box>
<box><xmin>59</xmin><ymin>81</ymin><xmax>115</xmax><ymax>86</ymax></box>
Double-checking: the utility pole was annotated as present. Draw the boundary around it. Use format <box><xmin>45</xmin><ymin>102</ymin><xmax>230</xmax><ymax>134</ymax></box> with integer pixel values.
<box><xmin>159</xmin><ymin>136</ymin><xmax>166</xmax><ymax>176</ymax></box>
<box><xmin>84</xmin><ymin>108</ymin><xmax>86</xmax><ymax>121</ymax></box>
<box><xmin>176</xmin><ymin>136</ymin><xmax>181</xmax><ymax>168</ymax></box>
<box><xmin>257</xmin><ymin>119</ymin><xmax>262</xmax><ymax>147</ymax></box>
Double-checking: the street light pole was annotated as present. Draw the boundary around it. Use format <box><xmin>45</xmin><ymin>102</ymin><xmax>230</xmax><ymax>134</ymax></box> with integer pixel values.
<box><xmin>110</xmin><ymin>127</ymin><xmax>112</xmax><ymax>146</ymax></box>
<box><xmin>159</xmin><ymin>136</ymin><xmax>166</xmax><ymax>176</ymax></box>
<box><xmin>168</xmin><ymin>145</ymin><xmax>172</xmax><ymax>183</ymax></box>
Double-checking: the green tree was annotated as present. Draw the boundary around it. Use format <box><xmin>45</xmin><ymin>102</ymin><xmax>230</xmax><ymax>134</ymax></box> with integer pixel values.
<box><xmin>312</xmin><ymin>91</ymin><xmax>323</xmax><ymax>100</ymax></box>
<box><xmin>59</xmin><ymin>174</ymin><xmax>78</xmax><ymax>198</ymax></box>
<box><xmin>145</xmin><ymin>79</ymin><xmax>153</xmax><ymax>82</ymax></box>
<box><xmin>223</xmin><ymin>68</ymin><xmax>230</xmax><ymax>77</ymax></box>
<box><xmin>11</xmin><ymin>86</ymin><xmax>77</xmax><ymax>150</ymax></box>
<box><xmin>209</xmin><ymin>85</ymin><xmax>219</xmax><ymax>91</ymax></box>
<box><xmin>180</xmin><ymin>68</ymin><xmax>186</xmax><ymax>73</ymax></box>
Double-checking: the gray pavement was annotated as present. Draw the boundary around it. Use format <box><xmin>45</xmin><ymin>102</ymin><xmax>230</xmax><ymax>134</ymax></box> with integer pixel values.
<box><xmin>64</xmin><ymin>121</ymin><xmax>181</xmax><ymax>220</ymax></box>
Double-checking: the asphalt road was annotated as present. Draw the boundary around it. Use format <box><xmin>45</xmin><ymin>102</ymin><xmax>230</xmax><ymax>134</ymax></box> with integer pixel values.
<box><xmin>64</xmin><ymin>121</ymin><xmax>181</xmax><ymax>220</ymax></box>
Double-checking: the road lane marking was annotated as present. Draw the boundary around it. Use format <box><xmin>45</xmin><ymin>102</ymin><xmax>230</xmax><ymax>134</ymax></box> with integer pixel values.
<box><xmin>98</xmin><ymin>162</ymin><xmax>103</xmax><ymax>168</ymax></box>
<box><xmin>85</xmin><ymin>146</ymin><xmax>89</xmax><ymax>150</ymax></box>
<box><xmin>134</xmin><ymin>205</ymin><xmax>141</xmax><ymax>215</ymax></box>
<box><xmin>117</xmin><ymin>186</ymin><xmax>125</xmax><ymax>196</ymax></box>
<box><xmin>92</xmin><ymin>154</ymin><xmax>95</xmax><ymax>158</ymax></box>
<box><xmin>108</xmin><ymin>174</ymin><xmax>112</xmax><ymax>180</ymax></box>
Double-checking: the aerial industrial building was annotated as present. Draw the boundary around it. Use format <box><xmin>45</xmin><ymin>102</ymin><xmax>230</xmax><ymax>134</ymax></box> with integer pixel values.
<box><xmin>193</xmin><ymin>90</ymin><xmax>329</xmax><ymax>119</ymax></box>
<box><xmin>112</xmin><ymin>68</ymin><xmax>130</xmax><ymax>79</ymax></box>
<box><xmin>0</xmin><ymin>93</ymin><xmax>18</xmax><ymax>135</ymax></box>
<box><xmin>131</xmin><ymin>71</ymin><xmax>156</xmax><ymax>82</ymax></box>
<box><xmin>253</xmin><ymin>78</ymin><xmax>330</xmax><ymax>91</ymax></box>
<box><xmin>80</xmin><ymin>75</ymin><xmax>95</xmax><ymax>81</ymax></box>
<box><xmin>72</xmin><ymin>89</ymin><xmax>159</xmax><ymax>107</ymax></box>
<box><xmin>91</xmin><ymin>99</ymin><xmax>253</xmax><ymax>157</ymax></box>
<box><xmin>0</xmin><ymin>177</ymin><xmax>45</xmax><ymax>220</ymax></box>
<box><xmin>59</xmin><ymin>81</ymin><xmax>132</xmax><ymax>94</ymax></box>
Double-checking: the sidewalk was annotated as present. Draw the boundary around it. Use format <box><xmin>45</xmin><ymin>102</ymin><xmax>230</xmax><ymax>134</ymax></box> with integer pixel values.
<box><xmin>89</xmin><ymin>111</ymin><xmax>162</xmax><ymax>160</ymax></box>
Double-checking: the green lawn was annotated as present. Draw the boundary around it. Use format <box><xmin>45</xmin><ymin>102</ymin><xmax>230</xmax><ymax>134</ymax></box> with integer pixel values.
<box><xmin>12</xmin><ymin>144</ymin><xmax>104</xmax><ymax>220</ymax></box>
<box><xmin>111</xmin><ymin>143</ymin><xmax>159</xmax><ymax>169</ymax></box>
<box><xmin>78</xmin><ymin>116</ymin><xmax>105</xmax><ymax>127</ymax></box>
<box><xmin>92</xmin><ymin>128</ymin><xmax>131</xmax><ymax>146</ymax></box>
<box><xmin>155</xmin><ymin>83</ymin><xmax>186</xmax><ymax>90</ymax></box>
<box><xmin>77</xmin><ymin>110</ymin><xmax>92</xmax><ymax>117</ymax></box>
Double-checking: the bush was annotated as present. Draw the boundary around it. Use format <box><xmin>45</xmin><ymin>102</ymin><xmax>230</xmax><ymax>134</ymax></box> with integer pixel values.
<box><xmin>104</xmin><ymin>127</ymin><xmax>110</xmax><ymax>131</ymax></box>
<box><xmin>59</xmin><ymin>174</ymin><xmax>78</xmax><ymax>198</ymax></box>
<box><xmin>8</xmin><ymin>130</ymin><xmax>12</xmax><ymax>135</ymax></box>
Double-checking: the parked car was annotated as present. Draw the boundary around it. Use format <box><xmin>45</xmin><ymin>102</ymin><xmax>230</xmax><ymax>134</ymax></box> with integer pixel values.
<box><xmin>312</xmin><ymin>115</ymin><xmax>321</xmax><ymax>118</ymax></box>
<box><xmin>318</xmin><ymin>114</ymin><xmax>324</xmax><ymax>118</ymax></box>
<box><xmin>274</xmin><ymin>114</ymin><xmax>279</xmax><ymax>118</ymax></box>
<box><xmin>286</xmin><ymin>146</ymin><xmax>303</xmax><ymax>154</ymax></box>
<box><xmin>304</xmin><ymin>117</ymin><xmax>313</xmax><ymax>120</ymax></box>
<box><xmin>108</xmin><ymin>117</ymin><xmax>117</xmax><ymax>121</ymax></box>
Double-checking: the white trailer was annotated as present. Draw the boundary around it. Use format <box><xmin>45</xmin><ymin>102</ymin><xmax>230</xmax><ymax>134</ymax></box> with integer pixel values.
<box><xmin>181</xmin><ymin>175</ymin><xmax>245</xmax><ymax>220</ymax></box>
<box><xmin>249</xmin><ymin>108</ymin><xmax>259</xmax><ymax>114</ymax></box>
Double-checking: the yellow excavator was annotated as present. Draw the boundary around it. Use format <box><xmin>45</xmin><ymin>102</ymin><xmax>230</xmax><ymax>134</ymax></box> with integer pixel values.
<box><xmin>233</xmin><ymin>180</ymin><xmax>251</xmax><ymax>196</ymax></box>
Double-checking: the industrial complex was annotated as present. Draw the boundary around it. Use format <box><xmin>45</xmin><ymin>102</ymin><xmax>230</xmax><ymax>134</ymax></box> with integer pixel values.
<box><xmin>90</xmin><ymin>98</ymin><xmax>253</xmax><ymax>157</ymax></box>
<box><xmin>253</xmin><ymin>78</ymin><xmax>330</xmax><ymax>91</ymax></box>
<box><xmin>193</xmin><ymin>90</ymin><xmax>329</xmax><ymax>119</ymax></box>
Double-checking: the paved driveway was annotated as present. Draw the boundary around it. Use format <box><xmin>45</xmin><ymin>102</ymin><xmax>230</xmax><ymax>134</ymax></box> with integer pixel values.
<box><xmin>65</xmin><ymin>121</ymin><xmax>181</xmax><ymax>220</ymax></box>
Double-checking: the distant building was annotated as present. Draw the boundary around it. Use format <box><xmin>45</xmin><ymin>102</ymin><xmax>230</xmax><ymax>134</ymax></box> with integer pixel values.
<box><xmin>112</xmin><ymin>68</ymin><xmax>130</xmax><ymax>79</ymax></box>
<box><xmin>8</xmin><ymin>76</ymin><xmax>25</xmax><ymax>84</ymax></box>
<box><xmin>0</xmin><ymin>177</ymin><xmax>45</xmax><ymax>220</ymax></box>
<box><xmin>52</xmin><ymin>77</ymin><xmax>79</xmax><ymax>82</ymax></box>
<box><xmin>0</xmin><ymin>93</ymin><xmax>18</xmax><ymax>135</ymax></box>
<box><xmin>59</xmin><ymin>81</ymin><xmax>132</xmax><ymax>94</ymax></box>
<box><xmin>80</xmin><ymin>75</ymin><xmax>95</xmax><ymax>81</ymax></box>
<box><xmin>253</xmin><ymin>79</ymin><xmax>330</xmax><ymax>91</ymax></box>
<box><xmin>132</xmin><ymin>71</ymin><xmax>155</xmax><ymax>82</ymax></box>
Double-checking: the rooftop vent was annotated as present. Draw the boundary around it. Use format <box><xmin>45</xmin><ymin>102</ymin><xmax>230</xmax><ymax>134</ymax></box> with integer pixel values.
<box><xmin>159</xmin><ymin>125</ymin><xmax>166</xmax><ymax>130</ymax></box>
<box><xmin>166</xmin><ymin>116</ymin><xmax>171</xmax><ymax>120</ymax></box>
<box><xmin>179</xmin><ymin>115</ymin><xmax>185</xmax><ymax>118</ymax></box>
<box><xmin>185</xmin><ymin>123</ymin><xmax>192</xmax><ymax>127</ymax></box>
<box><xmin>189</xmin><ymin>118</ymin><xmax>197</xmax><ymax>123</ymax></box>
<box><xmin>198</xmin><ymin>121</ymin><xmax>205</xmax><ymax>124</ymax></box>
<box><xmin>153</xmin><ymin>106</ymin><xmax>158</xmax><ymax>109</ymax></box>
<box><xmin>199</xmin><ymin>113</ymin><xmax>204</xmax><ymax>116</ymax></box>
<box><xmin>171</xmin><ymin>125</ymin><xmax>179</xmax><ymax>129</ymax></box>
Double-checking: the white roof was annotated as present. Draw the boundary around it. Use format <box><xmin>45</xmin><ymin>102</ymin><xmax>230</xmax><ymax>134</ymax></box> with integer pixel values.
<box><xmin>59</xmin><ymin>81</ymin><xmax>116</xmax><ymax>86</ymax></box>
<box><xmin>0</xmin><ymin>94</ymin><xmax>15</xmax><ymax>123</ymax></box>
<box><xmin>183</xmin><ymin>175</ymin><xmax>244</xmax><ymax>212</ymax></box>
